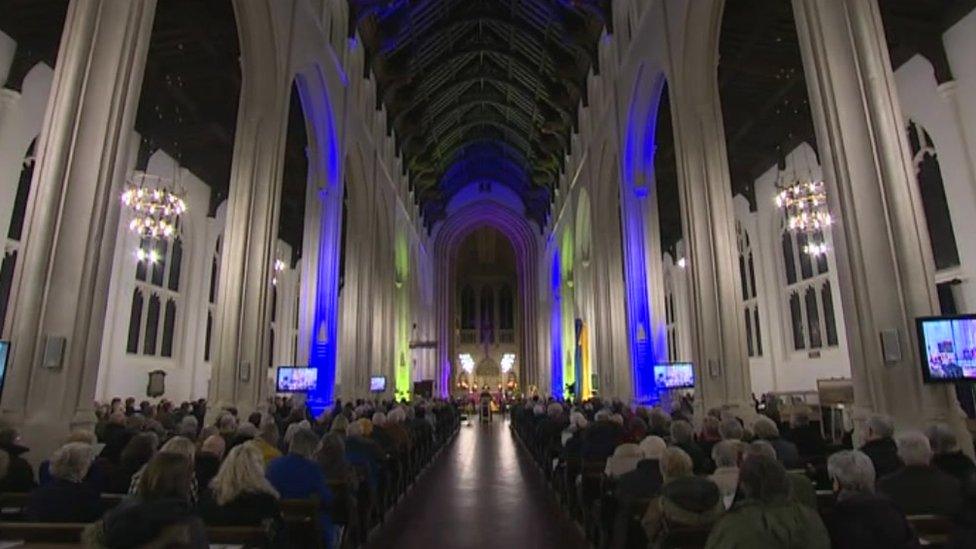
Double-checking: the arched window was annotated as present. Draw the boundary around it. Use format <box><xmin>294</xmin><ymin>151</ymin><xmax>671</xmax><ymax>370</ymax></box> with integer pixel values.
<box><xmin>664</xmin><ymin>270</ymin><xmax>679</xmax><ymax>362</ymax></box>
<box><xmin>460</xmin><ymin>285</ymin><xmax>476</xmax><ymax>329</ymax></box>
<box><xmin>907</xmin><ymin>120</ymin><xmax>960</xmax><ymax>271</ymax></box>
<box><xmin>480</xmin><ymin>285</ymin><xmax>495</xmax><ymax>343</ymax></box>
<box><xmin>737</xmin><ymin>222</ymin><xmax>762</xmax><ymax>357</ymax></box>
<box><xmin>1</xmin><ymin>139</ymin><xmax>37</xmax><ymax>335</ymax></box>
<box><xmin>205</xmin><ymin>236</ymin><xmax>221</xmax><ymax>362</ymax></box>
<box><xmin>781</xmin><ymin>214</ymin><xmax>837</xmax><ymax>351</ymax></box>
<box><xmin>499</xmin><ymin>284</ymin><xmax>514</xmax><ymax>330</ymax></box>
<box><xmin>128</xmin><ymin>236</ymin><xmax>184</xmax><ymax>357</ymax></box>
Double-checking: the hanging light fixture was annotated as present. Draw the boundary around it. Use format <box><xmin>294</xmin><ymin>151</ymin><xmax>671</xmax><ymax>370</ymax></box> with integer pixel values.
<box><xmin>775</xmin><ymin>175</ymin><xmax>832</xmax><ymax>257</ymax></box>
<box><xmin>122</xmin><ymin>171</ymin><xmax>187</xmax><ymax>262</ymax></box>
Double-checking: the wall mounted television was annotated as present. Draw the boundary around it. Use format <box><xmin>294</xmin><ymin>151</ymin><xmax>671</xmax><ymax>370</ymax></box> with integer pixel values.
<box><xmin>653</xmin><ymin>361</ymin><xmax>695</xmax><ymax>390</ymax></box>
<box><xmin>916</xmin><ymin>315</ymin><xmax>976</xmax><ymax>383</ymax></box>
<box><xmin>276</xmin><ymin>366</ymin><xmax>318</xmax><ymax>393</ymax></box>
<box><xmin>370</xmin><ymin>375</ymin><xmax>387</xmax><ymax>393</ymax></box>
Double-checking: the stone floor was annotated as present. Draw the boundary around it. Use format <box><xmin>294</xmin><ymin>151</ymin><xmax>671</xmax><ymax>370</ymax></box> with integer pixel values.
<box><xmin>366</xmin><ymin>415</ymin><xmax>588</xmax><ymax>549</ymax></box>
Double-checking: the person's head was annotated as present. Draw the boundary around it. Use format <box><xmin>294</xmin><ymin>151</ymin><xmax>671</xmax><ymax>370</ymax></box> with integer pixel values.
<box><xmin>613</xmin><ymin>443</ymin><xmax>641</xmax><ymax>458</ymax></box>
<box><xmin>895</xmin><ymin>431</ymin><xmax>933</xmax><ymax>466</ymax></box>
<box><xmin>865</xmin><ymin>415</ymin><xmax>894</xmax><ymax>442</ymax></box>
<box><xmin>347</xmin><ymin>420</ymin><xmax>364</xmax><ymax>438</ymax></box>
<box><xmin>288</xmin><ymin>428</ymin><xmax>319</xmax><ymax>459</ymax></box>
<box><xmin>659</xmin><ymin>447</ymin><xmax>694</xmax><ymax>482</ymax></box>
<box><xmin>739</xmin><ymin>453</ymin><xmax>790</xmax><ymax>502</ymax></box>
<box><xmin>200</xmin><ymin>434</ymin><xmax>226</xmax><ymax>459</ymax></box>
<box><xmin>648</xmin><ymin>407</ymin><xmax>671</xmax><ymax>432</ymax></box>
<box><xmin>743</xmin><ymin>440</ymin><xmax>778</xmax><ymax>462</ymax></box>
<box><xmin>138</xmin><ymin>452</ymin><xmax>194</xmax><ymax>502</ymax></box>
<box><xmin>247</xmin><ymin>412</ymin><xmax>262</xmax><ymax>428</ymax></box>
<box><xmin>670</xmin><ymin>420</ymin><xmax>694</xmax><ymax>445</ymax></box>
<box><xmin>357</xmin><ymin>418</ymin><xmax>374</xmax><ymax>437</ymax></box>
<box><xmin>719</xmin><ymin>418</ymin><xmax>744</xmax><ymax>441</ymax></box>
<box><xmin>547</xmin><ymin>403</ymin><xmax>563</xmax><ymax>419</ymax></box>
<box><xmin>65</xmin><ymin>429</ymin><xmax>97</xmax><ymax>446</ymax></box>
<box><xmin>178</xmin><ymin>416</ymin><xmax>199</xmax><ymax>438</ymax></box>
<box><xmin>532</xmin><ymin>404</ymin><xmax>545</xmax><ymax>417</ymax></box>
<box><xmin>594</xmin><ymin>409</ymin><xmax>611</xmax><ymax>423</ymax></box>
<box><xmin>752</xmin><ymin>416</ymin><xmax>780</xmax><ymax>440</ymax></box>
<box><xmin>109</xmin><ymin>411</ymin><xmax>126</xmax><ymax>425</ymax></box>
<box><xmin>121</xmin><ymin>432</ymin><xmax>158</xmax><ymax>467</ymax></box>
<box><xmin>331</xmin><ymin>414</ymin><xmax>349</xmax><ymax>435</ymax></box>
<box><xmin>712</xmin><ymin>440</ymin><xmax>742</xmax><ymax>469</ymax></box>
<box><xmin>924</xmin><ymin>423</ymin><xmax>959</xmax><ymax>455</ymax></box>
<box><xmin>639</xmin><ymin>436</ymin><xmax>667</xmax><ymax>461</ymax></box>
<box><xmin>388</xmin><ymin>407</ymin><xmax>406</xmax><ymax>424</ymax></box>
<box><xmin>49</xmin><ymin>442</ymin><xmax>94</xmax><ymax>483</ymax></box>
<box><xmin>259</xmin><ymin>420</ymin><xmax>279</xmax><ymax>447</ymax></box>
<box><xmin>372</xmin><ymin>412</ymin><xmax>387</xmax><ymax>427</ymax></box>
<box><xmin>701</xmin><ymin>416</ymin><xmax>721</xmax><ymax>440</ymax></box>
<box><xmin>159</xmin><ymin>436</ymin><xmax>196</xmax><ymax>463</ymax></box>
<box><xmin>210</xmin><ymin>442</ymin><xmax>279</xmax><ymax>505</ymax></box>
<box><xmin>611</xmin><ymin>413</ymin><xmax>624</xmax><ymax>426</ymax></box>
<box><xmin>568</xmin><ymin>411</ymin><xmax>588</xmax><ymax>431</ymax></box>
<box><xmin>827</xmin><ymin>450</ymin><xmax>876</xmax><ymax>495</ymax></box>
<box><xmin>217</xmin><ymin>413</ymin><xmax>238</xmax><ymax>434</ymax></box>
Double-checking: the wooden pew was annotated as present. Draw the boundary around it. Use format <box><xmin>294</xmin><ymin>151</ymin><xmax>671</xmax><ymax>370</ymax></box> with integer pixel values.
<box><xmin>0</xmin><ymin>522</ymin><xmax>270</xmax><ymax>547</ymax></box>
<box><xmin>279</xmin><ymin>498</ymin><xmax>324</xmax><ymax>548</ymax></box>
<box><xmin>907</xmin><ymin>514</ymin><xmax>954</xmax><ymax>548</ymax></box>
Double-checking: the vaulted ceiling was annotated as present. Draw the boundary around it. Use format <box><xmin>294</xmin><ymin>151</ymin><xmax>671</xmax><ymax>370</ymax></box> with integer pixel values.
<box><xmin>347</xmin><ymin>0</ymin><xmax>611</xmax><ymax>228</ymax></box>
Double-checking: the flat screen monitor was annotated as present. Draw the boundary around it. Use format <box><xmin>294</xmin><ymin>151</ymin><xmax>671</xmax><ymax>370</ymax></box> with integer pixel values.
<box><xmin>0</xmin><ymin>341</ymin><xmax>8</xmax><ymax>398</ymax></box>
<box><xmin>653</xmin><ymin>362</ymin><xmax>695</xmax><ymax>390</ymax></box>
<box><xmin>276</xmin><ymin>367</ymin><xmax>318</xmax><ymax>393</ymax></box>
<box><xmin>916</xmin><ymin>315</ymin><xmax>976</xmax><ymax>383</ymax></box>
<box><xmin>370</xmin><ymin>375</ymin><xmax>387</xmax><ymax>393</ymax></box>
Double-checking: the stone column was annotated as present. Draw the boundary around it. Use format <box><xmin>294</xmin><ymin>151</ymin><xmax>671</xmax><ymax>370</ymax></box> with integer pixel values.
<box><xmin>0</xmin><ymin>0</ymin><xmax>155</xmax><ymax>454</ymax></box>
<box><xmin>792</xmin><ymin>0</ymin><xmax>972</xmax><ymax>450</ymax></box>
<box><xmin>670</xmin><ymin>94</ymin><xmax>754</xmax><ymax>418</ymax></box>
<box><xmin>208</xmin><ymin>1</ymin><xmax>288</xmax><ymax>419</ymax></box>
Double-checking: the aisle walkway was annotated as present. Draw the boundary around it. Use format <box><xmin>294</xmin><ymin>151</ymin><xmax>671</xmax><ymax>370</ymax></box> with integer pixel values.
<box><xmin>366</xmin><ymin>416</ymin><xmax>588</xmax><ymax>549</ymax></box>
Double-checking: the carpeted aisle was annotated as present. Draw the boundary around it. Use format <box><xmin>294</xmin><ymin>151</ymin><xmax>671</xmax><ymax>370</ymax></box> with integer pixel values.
<box><xmin>366</xmin><ymin>415</ymin><xmax>588</xmax><ymax>549</ymax></box>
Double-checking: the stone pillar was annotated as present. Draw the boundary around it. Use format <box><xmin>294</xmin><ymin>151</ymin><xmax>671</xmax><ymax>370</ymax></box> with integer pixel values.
<box><xmin>208</xmin><ymin>1</ymin><xmax>288</xmax><ymax>418</ymax></box>
<box><xmin>670</xmin><ymin>95</ymin><xmax>754</xmax><ymax>417</ymax></box>
<box><xmin>0</xmin><ymin>0</ymin><xmax>155</xmax><ymax>454</ymax></box>
<box><xmin>792</xmin><ymin>0</ymin><xmax>972</xmax><ymax>450</ymax></box>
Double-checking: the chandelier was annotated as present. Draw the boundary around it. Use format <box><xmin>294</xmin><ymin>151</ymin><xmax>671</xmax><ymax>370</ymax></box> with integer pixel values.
<box><xmin>121</xmin><ymin>172</ymin><xmax>187</xmax><ymax>261</ymax></box>
<box><xmin>775</xmin><ymin>179</ymin><xmax>832</xmax><ymax>256</ymax></box>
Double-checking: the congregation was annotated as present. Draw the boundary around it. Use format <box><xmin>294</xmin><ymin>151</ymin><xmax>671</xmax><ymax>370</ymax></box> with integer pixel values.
<box><xmin>0</xmin><ymin>397</ymin><xmax>460</xmax><ymax>548</ymax></box>
<box><xmin>511</xmin><ymin>398</ymin><xmax>976</xmax><ymax>549</ymax></box>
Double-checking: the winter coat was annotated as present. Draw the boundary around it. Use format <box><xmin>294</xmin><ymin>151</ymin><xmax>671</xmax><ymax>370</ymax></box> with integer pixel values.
<box><xmin>704</xmin><ymin>496</ymin><xmax>830</xmax><ymax>549</ymax></box>
<box><xmin>642</xmin><ymin>475</ymin><xmax>724</xmax><ymax>546</ymax></box>
<box><xmin>825</xmin><ymin>491</ymin><xmax>920</xmax><ymax>549</ymax></box>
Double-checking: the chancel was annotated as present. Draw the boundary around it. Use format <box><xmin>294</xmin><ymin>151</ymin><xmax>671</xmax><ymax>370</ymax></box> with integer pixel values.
<box><xmin>0</xmin><ymin>0</ymin><xmax>975</xmax><ymax>547</ymax></box>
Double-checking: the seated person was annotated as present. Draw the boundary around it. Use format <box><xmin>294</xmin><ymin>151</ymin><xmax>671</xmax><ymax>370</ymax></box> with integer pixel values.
<box><xmin>0</xmin><ymin>428</ymin><xmax>36</xmax><ymax>492</ymax></box>
<box><xmin>26</xmin><ymin>443</ymin><xmax>102</xmax><ymax>522</ymax></box>
<box><xmin>877</xmin><ymin>431</ymin><xmax>963</xmax><ymax>517</ymax></box>
<box><xmin>753</xmin><ymin>416</ymin><xmax>801</xmax><ymax>469</ymax></box>
<box><xmin>105</xmin><ymin>432</ymin><xmax>157</xmax><ymax>494</ymax></box>
<box><xmin>824</xmin><ymin>450</ymin><xmax>919</xmax><ymax>549</ymax></box>
<box><xmin>196</xmin><ymin>434</ymin><xmax>225</xmax><ymax>490</ymax></box>
<box><xmin>266</xmin><ymin>429</ymin><xmax>335</xmax><ymax>548</ymax></box>
<box><xmin>860</xmin><ymin>415</ymin><xmax>903</xmax><ymax>479</ymax></box>
<box><xmin>742</xmin><ymin>441</ymin><xmax>817</xmax><ymax>508</ymax></box>
<box><xmin>84</xmin><ymin>453</ymin><xmax>206</xmax><ymax>548</ymax></box>
<box><xmin>129</xmin><ymin>436</ymin><xmax>198</xmax><ymax>502</ymax></box>
<box><xmin>787</xmin><ymin>407</ymin><xmax>826</xmax><ymax>459</ymax></box>
<box><xmin>38</xmin><ymin>430</ymin><xmax>108</xmax><ymax>491</ymax></box>
<box><xmin>581</xmin><ymin>409</ymin><xmax>625</xmax><ymax>461</ymax></box>
<box><xmin>705</xmin><ymin>454</ymin><xmax>830</xmax><ymax>549</ymax></box>
<box><xmin>926</xmin><ymin>423</ymin><xmax>976</xmax><ymax>482</ymax></box>
<box><xmin>616</xmin><ymin>436</ymin><xmax>667</xmax><ymax>504</ymax></box>
<box><xmin>671</xmin><ymin>420</ymin><xmax>713</xmax><ymax>475</ymax></box>
<box><xmin>641</xmin><ymin>447</ymin><xmax>724</xmax><ymax>544</ymax></box>
<box><xmin>199</xmin><ymin>441</ymin><xmax>281</xmax><ymax>526</ymax></box>
<box><xmin>709</xmin><ymin>440</ymin><xmax>742</xmax><ymax>509</ymax></box>
<box><xmin>605</xmin><ymin>443</ymin><xmax>643</xmax><ymax>479</ymax></box>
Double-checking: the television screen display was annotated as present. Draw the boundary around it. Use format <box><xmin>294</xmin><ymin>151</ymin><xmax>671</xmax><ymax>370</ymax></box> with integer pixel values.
<box><xmin>370</xmin><ymin>376</ymin><xmax>387</xmax><ymax>392</ymax></box>
<box><xmin>917</xmin><ymin>315</ymin><xmax>976</xmax><ymax>383</ymax></box>
<box><xmin>0</xmin><ymin>341</ymin><xmax>8</xmax><ymax>398</ymax></box>
<box><xmin>653</xmin><ymin>362</ymin><xmax>695</xmax><ymax>389</ymax></box>
<box><xmin>276</xmin><ymin>367</ymin><xmax>318</xmax><ymax>393</ymax></box>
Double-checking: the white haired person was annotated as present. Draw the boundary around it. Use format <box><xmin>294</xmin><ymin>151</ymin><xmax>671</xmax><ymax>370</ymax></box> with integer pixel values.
<box><xmin>877</xmin><ymin>431</ymin><xmax>964</xmax><ymax>517</ymax></box>
<box><xmin>752</xmin><ymin>416</ymin><xmax>801</xmax><ymax>469</ymax></box>
<box><xmin>615</xmin><ymin>436</ymin><xmax>667</xmax><ymax>505</ymax></box>
<box><xmin>199</xmin><ymin>441</ymin><xmax>281</xmax><ymax>526</ymax></box>
<box><xmin>641</xmin><ymin>447</ymin><xmax>724</xmax><ymax>544</ymax></box>
<box><xmin>859</xmin><ymin>414</ymin><xmax>902</xmax><ymax>478</ymax></box>
<box><xmin>824</xmin><ymin>450</ymin><xmax>919</xmax><ymax>549</ymax></box>
<box><xmin>26</xmin><ymin>442</ymin><xmax>102</xmax><ymax>522</ymax></box>
<box><xmin>926</xmin><ymin>422</ymin><xmax>976</xmax><ymax>482</ymax></box>
<box><xmin>709</xmin><ymin>440</ymin><xmax>743</xmax><ymax>509</ymax></box>
<box><xmin>605</xmin><ymin>443</ymin><xmax>643</xmax><ymax>479</ymax></box>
